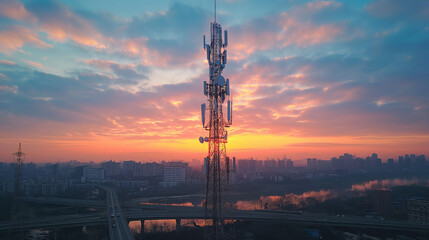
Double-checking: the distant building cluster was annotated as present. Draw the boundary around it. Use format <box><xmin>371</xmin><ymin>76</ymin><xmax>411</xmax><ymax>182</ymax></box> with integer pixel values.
<box><xmin>230</xmin><ymin>153</ymin><xmax>427</xmax><ymax>183</ymax></box>
<box><xmin>102</xmin><ymin>160</ymin><xmax>164</xmax><ymax>178</ymax></box>
<box><xmin>235</xmin><ymin>157</ymin><xmax>294</xmax><ymax>183</ymax></box>
<box><xmin>0</xmin><ymin>152</ymin><xmax>427</xmax><ymax>198</ymax></box>
<box><xmin>307</xmin><ymin>153</ymin><xmax>427</xmax><ymax>171</ymax></box>
<box><xmin>0</xmin><ymin>159</ymin><xmax>195</xmax><ymax>197</ymax></box>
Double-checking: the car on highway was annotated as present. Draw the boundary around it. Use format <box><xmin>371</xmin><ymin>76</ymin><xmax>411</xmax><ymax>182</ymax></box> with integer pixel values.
<box><xmin>111</xmin><ymin>213</ymin><xmax>115</xmax><ymax>217</ymax></box>
<box><xmin>112</xmin><ymin>223</ymin><xmax>116</xmax><ymax>228</ymax></box>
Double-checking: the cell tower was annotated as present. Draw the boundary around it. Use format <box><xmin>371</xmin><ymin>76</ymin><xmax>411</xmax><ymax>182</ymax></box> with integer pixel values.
<box><xmin>12</xmin><ymin>143</ymin><xmax>25</xmax><ymax>196</ymax></box>
<box><xmin>199</xmin><ymin>0</ymin><xmax>235</xmax><ymax>239</ymax></box>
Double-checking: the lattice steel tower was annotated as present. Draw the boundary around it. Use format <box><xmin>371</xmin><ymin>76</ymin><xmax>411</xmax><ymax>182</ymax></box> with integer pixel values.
<box><xmin>199</xmin><ymin>1</ymin><xmax>235</xmax><ymax>239</ymax></box>
<box><xmin>12</xmin><ymin>143</ymin><xmax>25</xmax><ymax>196</ymax></box>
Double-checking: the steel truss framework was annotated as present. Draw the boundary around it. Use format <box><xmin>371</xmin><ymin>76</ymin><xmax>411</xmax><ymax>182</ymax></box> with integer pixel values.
<box><xmin>202</xmin><ymin>20</ymin><xmax>234</xmax><ymax>240</ymax></box>
<box><xmin>12</xmin><ymin>143</ymin><xmax>25</xmax><ymax>196</ymax></box>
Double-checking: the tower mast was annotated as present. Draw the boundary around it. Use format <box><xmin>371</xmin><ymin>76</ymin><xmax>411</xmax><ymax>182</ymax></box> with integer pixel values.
<box><xmin>12</xmin><ymin>143</ymin><xmax>25</xmax><ymax>196</ymax></box>
<box><xmin>200</xmin><ymin>0</ymin><xmax>234</xmax><ymax>239</ymax></box>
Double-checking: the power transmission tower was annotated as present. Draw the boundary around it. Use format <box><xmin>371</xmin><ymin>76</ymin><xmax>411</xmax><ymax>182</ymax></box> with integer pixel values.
<box><xmin>12</xmin><ymin>143</ymin><xmax>25</xmax><ymax>196</ymax></box>
<box><xmin>200</xmin><ymin>1</ymin><xmax>235</xmax><ymax>239</ymax></box>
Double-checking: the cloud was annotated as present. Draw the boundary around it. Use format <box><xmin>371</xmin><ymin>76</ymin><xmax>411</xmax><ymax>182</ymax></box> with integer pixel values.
<box><xmin>228</xmin><ymin>1</ymin><xmax>346</xmax><ymax>60</ymax></box>
<box><xmin>0</xmin><ymin>25</ymin><xmax>51</xmax><ymax>53</ymax></box>
<box><xmin>225</xmin><ymin>42</ymin><xmax>429</xmax><ymax>137</ymax></box>
<box><xmin>114</xmin><ymin>38</ymin><xmax>173</xmax><ymax>67</ymax></box>
<box><xmin>19</xmin><ymin>1</ymin><xmax>209</xmax><ymax>66</ymax></box>
<box><xmin>83</xmin><ymin>59</ymin><xmax>148</xmax><ymax>84</ymax></box>
<box><xmin>25</xmin><ymin>0</ymin><xmax>107</xmax><ymax>48</ymax></box>
<box><xmin>0</xmin><ymin>63</ymin><xmax>204</xmax><ymax>141</ymax></box>
<box><xmin>0</xmin><ymin>0</ymin><xmax>109</xmax><ymax>53</ymax></box>
<box><xmin>25</xmin><ymin>60</ymin><xmax>44</xmax><ymax>69</ymax></box>
<box><xmin>0</xmin><ymin>0</ymin><xmax>428</xmax><ymax>161</ymax></box>
<box><xmin>366</xmin><ymin>0</ymin><xmax>429</xmax><ymax>20</ymax></box>
<box><xmin>124</xmin><ymin>2</ymin><xmax>209</xmax><ymax>66</ymax></box>
<box><xmin>0</xmin><ymin>0</ymin><xmax>36</xmax><ymax>22</ymax></box>
<box><xmin>0</xmin><ymin>60</ymin><xmax>15</xmax><ymax>65</ymax></box>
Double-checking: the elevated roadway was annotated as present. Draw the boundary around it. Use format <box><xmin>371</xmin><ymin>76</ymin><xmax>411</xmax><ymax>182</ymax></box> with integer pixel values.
<box><xmin>0</xmin><ymin>213</ymin><xmax>106</xmax><ymax>232</ymax></box>
<box><xmin>123</xmin><ymin>204</ymin><xmax>429</xmax><ymax>233</ymax></box>
<box><xmin>3</xmin><ymin>196</ymin><xmax>429</xmax><ymax>235</ymax></box>
<box><xmin>22</xmin><ymin>196</ymin><xmax>105</xmax><ymax>208</ymax></box>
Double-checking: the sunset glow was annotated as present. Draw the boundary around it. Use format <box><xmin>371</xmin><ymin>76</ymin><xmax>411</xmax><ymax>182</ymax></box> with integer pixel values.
<box><xmin>1</xmin><ymin>0</ymin><xmax>428</xmax><ymax>164</ymax></box>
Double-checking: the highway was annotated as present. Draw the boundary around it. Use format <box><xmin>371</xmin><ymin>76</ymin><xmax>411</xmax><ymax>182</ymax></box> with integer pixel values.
<box><xmin>106</xmin><ymin>188</ymin><xmax>134</xmax><ymax>240</ymax></box>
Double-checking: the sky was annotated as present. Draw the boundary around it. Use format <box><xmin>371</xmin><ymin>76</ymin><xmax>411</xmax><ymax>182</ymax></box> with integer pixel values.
<box><xmin>0</xmin><ymin>0</ymin><xmax>428</xmax><ymax>164</ymax></box>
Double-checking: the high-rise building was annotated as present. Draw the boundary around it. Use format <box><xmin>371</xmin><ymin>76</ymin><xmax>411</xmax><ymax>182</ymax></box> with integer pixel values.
<box><xmin>162</xmin><ymin>162</ymin><xmax>188</xmax><ymax>186</ymax></box>
<box><xmin>141</xmin><ymin>162</ymin><xmax>164</xmax><ymax>177</ymax></box>
<box><xmin>237</xmin><ymin>159</ymin><xmax>249</xmax><ymax>173</ymax></box>
<box><xmin>277</xmin><ymin>159</ymin><xmax>286</xmax><ymax>169</ymax></box>
<box><xmin>387</xmin><ymin>158</ymin><xmax>395</xmax><ymax>168</ymax></box>
<box><xmin>307</xmin><ymin>158</ymin><xmax>312</xmax><ymax>168</ymax></box>
<box><xmin>307</xmin><ymin>158</ymin><xmax>318</xmax><ymax>168</ymax></box>
<box><xmin>372</xmin><ymin>189</ymin><xmax>392</xmax><ymax>217</ymax></box>
<box><xmin>102</xmin><ymin>160</ymin><xmax>121</xmax><ymax>177</ymax></box>
<box><xmin>123</xmin><ymin>160</ymin><xmax>137</xmax><ymax>176</ymax></box>
<box><xmin>82</xmin><ymin>167</ymin><xmax>105</xmax><ymax>182</ymax></box>
<box><xmin>264</xmin><ymin>159</ymin><xmax>276</xmax><ymax>170</ymax></box>
<box><xmin>286</xmin><ymin>159</ymin><xmax>294</xmax><ymax>168</ymax></box>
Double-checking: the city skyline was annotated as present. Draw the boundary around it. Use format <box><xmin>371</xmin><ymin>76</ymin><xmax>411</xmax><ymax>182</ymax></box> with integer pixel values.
<box><xmin>1</xmin><ymin>150</ymin><xmax>426</xmax><ymax>169</ymax></box>
<box><xmin>1</xmin><ymin>0</ymin><xmax>429</xmax><ymax>163</ymax></box>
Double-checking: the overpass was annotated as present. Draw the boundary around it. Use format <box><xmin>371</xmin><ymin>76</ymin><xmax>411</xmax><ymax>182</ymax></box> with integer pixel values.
<box><xmin>22</xmin><ymin>196</ymin><xmax>105</xmax><ymax>208</ymax></box>
<box><xmin>0</xmin><ymin>213</ymin><xmax>106</xmax><ymax>232</ymax></box>
<box><xmin>123</xmin><ymin>204</ymin><xmax>429</xmax><ymax>233</ymax></box>
<box><xmin>2</xmin><ymin>197</ymin><xmax>429</xmax><ymax>235</ymax></box>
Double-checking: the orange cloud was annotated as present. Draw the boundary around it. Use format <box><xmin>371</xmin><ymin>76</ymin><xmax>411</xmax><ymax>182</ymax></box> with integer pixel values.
<box><xmin>278</xmin><ymin>13</ymin><xmax>343</xmax><ymax>47</ymax></box>
<box><xmin>0</xmin><ymin>60</ymin><xmax>15</xmax><ymax>65</ymax></box>
<box><xmin>0</xmin><ymin>0</ymin><xmax>108</xmax><ymax>49</ymax></box>
<box><xmin>118</xmin><ymin>38</ymin><xmax>171</xmax><ymax>67</ymax></box>
<box><xmin>25</xmin><ymin>60</ymin><xmax>44</xmax><ymax>69</ymax></box>
<box><xmin>40</xmin><ymin>16</ymin><xmax>107</xmax><ymax>49</ymax></box>
<box><xmin>0</xmin><ymin>25</ymin><xmax>52</xmax><ymax>54</ymax></box>
<box><xmin>229</xmin><ymin>3</ymin><xmax>344</xmax><ymax>60</ymax></box>
<box><xmin>84</xmin><ymin>59</ymin><xmax>135</xmax><ymax>70</ymax></box>
<box><xmin>0</xmin><ymin>0</ymin><xmax>36</xmax><ymax>22</ymax></box>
